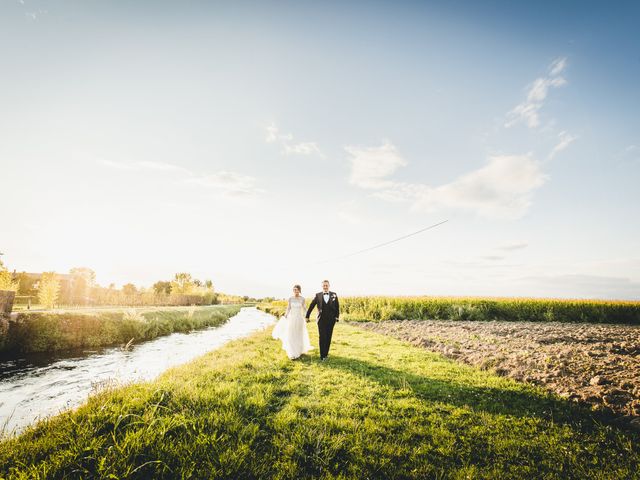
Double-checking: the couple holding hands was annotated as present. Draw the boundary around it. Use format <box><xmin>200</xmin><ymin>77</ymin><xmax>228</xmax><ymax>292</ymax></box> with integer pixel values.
<box><xmin>271</xmin><ymin>280</ymin><xmax>339</xmax><ymax>361</ymax></box>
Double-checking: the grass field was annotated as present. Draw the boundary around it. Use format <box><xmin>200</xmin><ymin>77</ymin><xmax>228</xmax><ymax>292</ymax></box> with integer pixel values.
<box><xmin>0</xmin><ymin>305</ymin><xmax>242</xmax><ymax>356</ymax></box>
<box><xmin>1</xmin><ymin>320</ymin><xmax>638</xmax><ymax>479</ymax></box>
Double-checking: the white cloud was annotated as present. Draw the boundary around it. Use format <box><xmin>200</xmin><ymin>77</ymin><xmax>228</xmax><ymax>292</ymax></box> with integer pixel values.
<box><xmin>345</xmin><ymin>140</ymin><xmax>407</xmax><ymax>189</ymax></box>
<box><xmin>549</xmin><ymin>57</ymin><xmax>567</xmax><ymax>76</ymax></box>
<box><xmin>505</xmin><ymin>56</ymin><xmax>568</xmax><ymax>129</ymax></box>
<box><xmin>283</xmin><ymin>141</ymin><xmax>322</xmax><ymax>156</ymax></box>
<box><xmin>499</xmin><ymin>242</ymin><xmax>528</xmax><ymax>251</ymax></box>
<box><xmin>99</xmin><ymin>159</ymin><xmax>135</xmax><ymax>170</ymax></box>
<box><xmin>548</xmin><ymin>130</ymin><xmax>578</xmax><ymax>159</ymax></box>
<box><xmin>410</xmin><ymin>154</ymin><xmax>547</xmax><ymax>219</ymax></box>
<box><xmin>132</xmin><ymin>161</ymin><xmax>190</xmax><ymax>173</ymax></box>
<box><xmin>25</xmin><ymin>8</ymin><xmax>47</xmax><ymax>20</ymax></box>
<box><xmin>186</xmin><ymin>171</ymin><xmax>263</xmax><ymax>196</ymax></box>
<box><xmin>265</xmin><ymin>122</ymin><xmax>292</xmax><ymax>144</ymax></box>
<box><xmin>99</xmin><ymin>159</ymin><xmax>189</xmax><ymax>173</ymax></box>
<box><xmin>99</xmin><ymin>159</ymin><xmax>261</xmax><ymax>196</ymax></box>
<box><xmin>346</xmin><ymin>141</ymin><xmax>547</xmax><ymax>219</ymax></box>
<box><xmin>618</xmin><ymin>144</ymin><xmax>640</xmax><ymax>164</ymax></box>
<box><xmin>264</xmin><ymin>122</ymin><xmax>323</xmax><ymax>157</ymax></box>
<box><xmin>265</xmin><ymin>123</ymin><xmax>279</xmax><ymax>143</ymax></box>
<box><xmin>472</xmin><ymin>242</ymin><xmax>528</xmax><ymax>266</ymax></box>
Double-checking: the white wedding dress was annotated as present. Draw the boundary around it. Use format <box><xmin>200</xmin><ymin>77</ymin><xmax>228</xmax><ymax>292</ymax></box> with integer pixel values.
<box><xmin>272</xmin><ymin>295</ymin><xmax>314</xmax><ymax>359</ymax></box>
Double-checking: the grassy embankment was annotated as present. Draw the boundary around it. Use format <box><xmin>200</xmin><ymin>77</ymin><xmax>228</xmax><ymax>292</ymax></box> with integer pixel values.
<box><xmin>0</xmin><ymin>305</ymin><xmax>242</xmax><ymax>357</ymax></box>
<box><xmin>1</xmin><ymin>313</ymin><xmax>639</xmax><ymax>478</ymax></box>
<box><xmin>271</xmin><ymin>296</ymin><xmax>640</xmax><ymax>324</ymax></box>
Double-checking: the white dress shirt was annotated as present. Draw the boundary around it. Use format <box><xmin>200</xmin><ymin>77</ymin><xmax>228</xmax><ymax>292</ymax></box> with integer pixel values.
<box><xmin>323</xmin><ymin>292</ymin><xmax>330</xmax><ymax>303</ymax></box>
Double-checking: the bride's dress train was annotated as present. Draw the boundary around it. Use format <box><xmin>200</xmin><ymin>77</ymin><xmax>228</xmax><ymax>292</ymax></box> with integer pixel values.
<box><xmin>272</xmin><ymin>295</ymin><xmax>313</xmax><ymax>359</ymax></box>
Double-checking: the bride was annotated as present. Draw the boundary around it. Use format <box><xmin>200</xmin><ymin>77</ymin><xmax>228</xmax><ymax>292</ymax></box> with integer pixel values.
<box><xmin>271</xmin><ymin>284</ymin><xmax>314</xmax><ymax>360</ymax></box>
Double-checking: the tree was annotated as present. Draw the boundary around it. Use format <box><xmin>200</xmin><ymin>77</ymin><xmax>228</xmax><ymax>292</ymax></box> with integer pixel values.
<box><xmin>153</xmin><ymin>281</ymin><xmax>172</xmax><ymax>295</ymax></box>
<box><xmin>16</xmin><ymin>272</ymin><xmax>36</xmax><ymax>295</ymax></box>
<box><xmin>69</xmin><ymin>267</ymin><xmax>96</xmax><ymax>285</ymax></box>
<box><xmin>122</xmin><ymin>283</ymin><xmax>137</xmax><ymax>296</ymax></box>
<box><xmin>0</xmin><ymin>257</ymin><xmax>19</xmax><ymax>292</ymax></box>
<box><xmin>204</xmin><ymin>279</ymin><xmax>214</xmax><ymax>291</ymax></box>
<box><xmin>69</xmin><ymin>267</ymin><xmax>96</xmax><ymax>304</ymax></box>
<box><xmin>38</xmin><ymin>272</ymin><xmax>60</xmax><ymax>309</ymax></box>
<box><xmin>171</xmin><ymin>273</ymin><xmax>195</xmax><ymax>295</ymax></box>
<box><xmin>0</xmin><ymin>271</ymin><xmax>19</xmax><ymax>292</ymax></box>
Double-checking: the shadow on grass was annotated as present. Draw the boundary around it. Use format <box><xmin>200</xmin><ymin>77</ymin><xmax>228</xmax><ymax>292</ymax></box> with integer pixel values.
<box><xmin>320</xmin><ymin>354</ymin><xmax>637</xmax><ymax>437</ymax></box>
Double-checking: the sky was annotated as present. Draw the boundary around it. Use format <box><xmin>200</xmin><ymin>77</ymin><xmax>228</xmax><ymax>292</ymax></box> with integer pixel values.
<box><xmin>1</xmin><ymin>0</ymin><xmax>639</xmax><ymax>300</ymax></box>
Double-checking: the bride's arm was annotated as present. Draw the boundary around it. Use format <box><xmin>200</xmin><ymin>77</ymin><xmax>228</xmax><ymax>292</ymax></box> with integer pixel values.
<box><xmin>285</xmin><ymin>297</ymin><xmax>291</xmax><ymax>316</ymax></box>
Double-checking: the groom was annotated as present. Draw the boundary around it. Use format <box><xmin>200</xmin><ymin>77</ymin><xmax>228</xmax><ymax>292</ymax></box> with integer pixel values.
<box><xmin>305</xmin><ymin>280</ymin><xmax>340</xmax><ymax>361</ymax></box>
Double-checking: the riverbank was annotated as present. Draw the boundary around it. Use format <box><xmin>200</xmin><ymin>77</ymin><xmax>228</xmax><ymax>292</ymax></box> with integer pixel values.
<box><xmin>0</xmin><ymin>307</ymin><xmax>274</xmax><ymax>436</ymax></box>
<box><xmin>1</xmin><ymin>322</ymin><xmax>639</xmax><ymax>478</ymax></box>
<box><xmin>0</xmin><ymin>305</ymin><xmax>242</xmax><ymax>356</ymax></box>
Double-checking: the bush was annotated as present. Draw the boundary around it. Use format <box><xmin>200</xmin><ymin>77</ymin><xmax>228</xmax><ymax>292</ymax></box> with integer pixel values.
<box><xmin>0</xmin><ymin>305</ymin><xmax>242</xmax><ymax>356</ymax></box>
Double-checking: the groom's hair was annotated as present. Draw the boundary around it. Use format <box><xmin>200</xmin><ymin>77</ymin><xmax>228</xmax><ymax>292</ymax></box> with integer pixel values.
<box><xmin>322</xmin><ymin>280</ymin><xmax>329</xmax><ymax>284</ymax></box>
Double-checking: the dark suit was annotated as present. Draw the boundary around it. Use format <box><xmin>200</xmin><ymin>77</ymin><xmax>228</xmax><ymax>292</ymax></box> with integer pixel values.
<box><xmin>305</xmin><ymin>291</ymin><xmax>340</xmax><ymax>359</ymax></box>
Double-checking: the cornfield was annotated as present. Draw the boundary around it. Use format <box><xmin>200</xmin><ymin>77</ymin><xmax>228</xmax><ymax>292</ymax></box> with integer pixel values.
<box><xmin>340</xmin><ymin>296</ymin><xmax>640</xmax><ymax>324</ymax></box>
<box><xmin>260</xmin><ymin>296</ymin><xmax>640</xmax><ymax>324</ymax></box>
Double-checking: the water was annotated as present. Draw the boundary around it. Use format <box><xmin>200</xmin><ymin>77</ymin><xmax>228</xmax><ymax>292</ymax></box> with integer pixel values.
<box><xmin>0</xmin><ymin>307</ymin><xmax>276</xmax><ymax>436</ymax></box>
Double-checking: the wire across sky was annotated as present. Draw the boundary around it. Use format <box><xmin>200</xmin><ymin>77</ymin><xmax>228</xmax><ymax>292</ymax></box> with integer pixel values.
<box><xmin>316</xmin><ymin>219</ymin><xmax>449</xmax><ymax>264</ymax></box>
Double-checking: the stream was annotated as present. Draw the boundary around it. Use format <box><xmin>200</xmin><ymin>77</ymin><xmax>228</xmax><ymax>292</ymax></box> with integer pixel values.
<box><xmin>0</xmin><ymin>306</ymin><xmax>275</xmax><ymax>436</ymax></box>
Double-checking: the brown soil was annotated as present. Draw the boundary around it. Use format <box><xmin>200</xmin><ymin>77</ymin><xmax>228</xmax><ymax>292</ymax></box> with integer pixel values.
<box><xmin>356</xmin><ymin>319</ymin><xmax>640</xmax><ymax>430</ymax></box>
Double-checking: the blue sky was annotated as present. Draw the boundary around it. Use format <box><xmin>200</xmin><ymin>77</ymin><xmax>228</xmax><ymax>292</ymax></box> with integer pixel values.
<box><xmin>1</xmin><ymin>0</ymin><xmax>639</xmax><ymax>299</ymax></box>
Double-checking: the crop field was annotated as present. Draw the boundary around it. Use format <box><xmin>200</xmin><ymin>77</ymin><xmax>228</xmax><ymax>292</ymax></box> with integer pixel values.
<box><xmin>339</xmin><ymin>296</ymin><xmax>640</xmax><ymax>324</ymax></box>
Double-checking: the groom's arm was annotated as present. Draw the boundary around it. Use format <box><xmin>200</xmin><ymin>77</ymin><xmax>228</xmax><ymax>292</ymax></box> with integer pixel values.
<box><xmin>335</xmin><ymin>295</ymin><xmax>340</xmax><ymax>321</ymax></box>
<box><xmin>305</xmin><ymin>295</ymin><xmax>317</xmax><ymax>319</ymax></box>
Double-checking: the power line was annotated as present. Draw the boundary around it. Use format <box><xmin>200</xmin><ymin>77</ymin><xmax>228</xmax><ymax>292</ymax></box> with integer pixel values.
<box><xmin>316</xmin><ymin>219</ymin><xmax>449</xmax><ymax>264</ymax></box>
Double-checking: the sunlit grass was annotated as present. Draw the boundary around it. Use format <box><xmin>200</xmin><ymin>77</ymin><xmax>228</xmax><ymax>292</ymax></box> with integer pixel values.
<box><xmin>267</xmin><ymin>296</ymin><xmax>640</xmax><ymax>324</ymax></box>
<box><xmin>0</xmin><ymin>305</ymin><xmax>242</xmax><ymax>356</ymax></box>
<box><xmin>261</xmin><ymin>295</ymin><xmax>640</xmax><ymax>324</ymax></box>
<box><xmin>1</xmin><ymin>323</ymin><xmax>638</xmax><ymax>478</ymax></box>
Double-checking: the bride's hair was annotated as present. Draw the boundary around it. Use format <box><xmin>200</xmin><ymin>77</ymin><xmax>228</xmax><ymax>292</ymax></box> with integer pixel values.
<box><xmin>293</xmin><ymin>284</ymin><xmax>301</xmax><ymax>292</ymax></box>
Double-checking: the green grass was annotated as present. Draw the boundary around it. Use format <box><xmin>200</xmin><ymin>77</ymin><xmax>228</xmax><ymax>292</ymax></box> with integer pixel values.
<box><xmin>0</xmin><ymin>305</ymin><xmax>242</xmax><ymax>356</ymax></box>
<box><xmin>261</xmin><ymin>296</ymin><xmax>640</xmax><ymax>324</ymax></box>
<box><xmin>267</xmin><ymin>296</ymin><xmax>640</xmax><ymax>324</ymax></box>
<box><xmin>1</xmin><ymin>322</ymin><xmax>638</xmax><ymax>479</ymax></box>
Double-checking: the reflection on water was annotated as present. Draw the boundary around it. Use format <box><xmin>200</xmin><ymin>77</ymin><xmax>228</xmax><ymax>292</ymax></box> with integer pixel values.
<box><xmin>0</xmin><ymin>307</ymin><xmax>275</xmax><ymax>435</ymax></box>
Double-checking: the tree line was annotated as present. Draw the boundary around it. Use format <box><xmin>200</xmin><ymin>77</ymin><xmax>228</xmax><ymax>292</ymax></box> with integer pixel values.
<box><xmin>0</xmin><ymin>258</ymin><xmax>258</xmax><ymax>308</ymax></box>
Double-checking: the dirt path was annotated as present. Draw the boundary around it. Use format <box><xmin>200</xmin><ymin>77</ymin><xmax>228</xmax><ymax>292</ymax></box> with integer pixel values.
<box><xmin>356</xmin><ymin>319</ymin><xmax>640</xmax><ymax>430</ymax></box>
